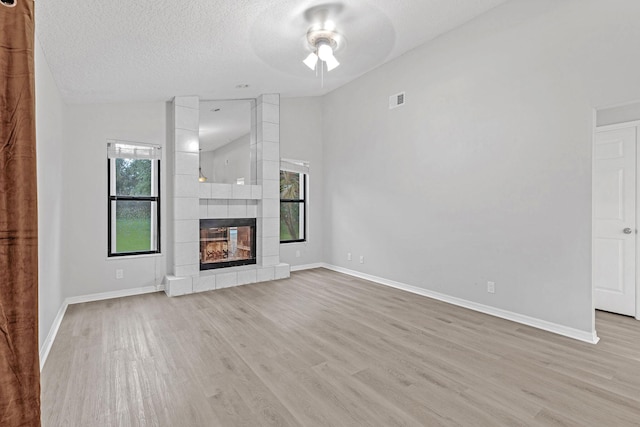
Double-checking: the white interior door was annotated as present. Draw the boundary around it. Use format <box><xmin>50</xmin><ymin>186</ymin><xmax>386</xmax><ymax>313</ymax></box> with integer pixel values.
<box><xmin>594</xmin><ymin>127</ymin><xmax>637</xmax><ymax>316</ymax></box>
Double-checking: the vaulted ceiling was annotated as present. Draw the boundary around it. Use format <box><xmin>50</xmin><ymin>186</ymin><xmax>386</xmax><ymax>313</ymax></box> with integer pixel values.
<box><xmin>36</xmin><ymin>0</ymin><xmax>510</xmax><ymax>104</ymax></box>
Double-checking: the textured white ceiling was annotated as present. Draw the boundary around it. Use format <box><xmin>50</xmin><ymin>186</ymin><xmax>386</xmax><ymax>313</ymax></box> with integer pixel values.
<box><xmin>36</xmin><ymin>0</ymin><xmax>509</xmax><ymax>104</ymax></box>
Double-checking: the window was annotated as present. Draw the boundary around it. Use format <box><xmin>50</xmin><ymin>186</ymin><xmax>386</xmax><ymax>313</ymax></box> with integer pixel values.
<box><xmin>107</xmin><ymin>140</ymin><xmax>161</xmax><ymax>256</ymax></box>
<box><xmin>280</xmin><ymin>159</ymin><xmax>308</xmax><ymax>243</ymax></box>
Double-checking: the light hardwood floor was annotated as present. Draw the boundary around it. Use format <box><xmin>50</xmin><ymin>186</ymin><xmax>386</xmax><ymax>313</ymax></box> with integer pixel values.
<box><xmin>42</xmin><ymin>268</ymin><xmax>640</xmax><ymax>426</ymax></box>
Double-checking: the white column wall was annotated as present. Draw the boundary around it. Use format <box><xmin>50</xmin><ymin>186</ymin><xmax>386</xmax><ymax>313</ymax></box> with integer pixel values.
<box><xmin>166</xmin><ymin>96</ymin><xmax>200</xmax><ymax>295</ymax></box>
<box><xmin>257</xmin><ymin>94</ymin><xmax>281</xmax><ymax>267</ymax></box>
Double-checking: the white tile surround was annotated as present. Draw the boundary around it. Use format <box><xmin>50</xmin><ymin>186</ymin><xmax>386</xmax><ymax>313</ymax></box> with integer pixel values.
<box><xmin>165</xmin><ymin>95</ymin><xmax>290</xmax><ymax>296</ymax></box>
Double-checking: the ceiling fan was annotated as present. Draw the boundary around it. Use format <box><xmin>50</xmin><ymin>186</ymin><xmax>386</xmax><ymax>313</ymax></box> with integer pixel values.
<box><xmin>302</xmin><ymin>25</ymin><xmax>343</xmax><ymax>72</ymax></box>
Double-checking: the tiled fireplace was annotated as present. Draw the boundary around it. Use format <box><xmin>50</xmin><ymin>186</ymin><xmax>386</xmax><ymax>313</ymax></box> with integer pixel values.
<box><xmin>164</xmin><ymin>94</ymin><xmax>290</xmax><ymax>296</ymax></box>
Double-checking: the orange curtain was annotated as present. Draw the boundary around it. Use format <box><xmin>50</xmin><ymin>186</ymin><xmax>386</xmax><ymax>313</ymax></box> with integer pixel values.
<box><xmin>0</xmin><ymin>0</ymin><xmax>41</xmax><ymax>425</ymax></box>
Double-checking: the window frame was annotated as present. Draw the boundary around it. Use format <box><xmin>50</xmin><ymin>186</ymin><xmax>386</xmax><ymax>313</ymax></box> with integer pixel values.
<box><xmin>107</xmin><ymin>157</ymin><xmax>161</xmax><ymax>257</ymax></box>
<box><xmin>280</xmin><ymin>171</ymin><xmax>307</xmax><ymax>244</ymax></box>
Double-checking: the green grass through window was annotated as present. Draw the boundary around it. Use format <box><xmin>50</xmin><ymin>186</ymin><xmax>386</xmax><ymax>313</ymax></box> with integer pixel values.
<box><xmin>116</xmin><ymin>217</ymin><xmax>151</xmax><ymax>253</ymax></box>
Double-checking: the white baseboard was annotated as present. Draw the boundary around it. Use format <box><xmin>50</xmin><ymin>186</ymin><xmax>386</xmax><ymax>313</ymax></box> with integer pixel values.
<box><xmin>322</xmin><ymin>264</ymin><xmax>600</xmax><ymax>344</ymax></box>
<box><xmin>39</xmin><ymin>301</ymin><xmax>68</xmax><ymax>371</ymax></box>
<box><xmin>39</xmin><ymin>284</ymin><xmax>165</xmax><ymax>371</ymax></box>
<box><xmin>290</xmin><ymin>263</ymin><xmax>324</xmax><ymax>272</ymax></box>
<box><xmin>65</xmin><ymin>284</ymin><xmax>164</xmax><ymax>305</ymax></box>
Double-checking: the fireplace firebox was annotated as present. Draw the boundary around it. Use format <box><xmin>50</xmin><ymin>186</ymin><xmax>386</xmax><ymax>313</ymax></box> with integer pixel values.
<box><xmin>200</xmin><ymin>218</ymin><xmax>257</xmax><ymax>270</ymax></box>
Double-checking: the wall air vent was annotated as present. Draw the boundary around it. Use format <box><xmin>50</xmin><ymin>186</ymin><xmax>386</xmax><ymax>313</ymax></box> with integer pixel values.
<box><xmin>389</xmin><ymin>92</ymin><xmax>406</xmax><ymax>109</ymax></box>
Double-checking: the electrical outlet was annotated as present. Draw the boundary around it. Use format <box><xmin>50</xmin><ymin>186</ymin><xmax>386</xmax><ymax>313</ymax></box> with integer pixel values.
<box><xmin>347</xmin><ymin>252</ymin><xmax>352</xmax><ymax>261</ymax></box>
<box><xmin>359</xmin><ymin>256</ymin><xmax>364</xmax><ymax>264</ymax></box>
<box><xmin>116</xmin><ymin>269</ymin><xmax>124</xmax><ymax>279</ymax></box>
<box><xmin>487</xmin><ymin>281</ymin><xmax>495</xmax><ymax>294</ymax></box>
<box><xmin>295</xmin><ymin>250</ymin><xmax>300</xmax><ymax>258</ymax></box>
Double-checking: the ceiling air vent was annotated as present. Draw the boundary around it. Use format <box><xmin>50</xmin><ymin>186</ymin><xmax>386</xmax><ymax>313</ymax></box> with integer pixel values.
<box><xmin>389</xmin><ymin>92</ymin><xmax>405</xmax><ymax>109</ymax></box>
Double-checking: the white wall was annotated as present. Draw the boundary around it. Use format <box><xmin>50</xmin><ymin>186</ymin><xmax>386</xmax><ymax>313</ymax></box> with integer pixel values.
<box><xmin>35</xmin><ymin>39</ymin><xmax>65</xmax><ymax>350</ymax></box>
<box><xmin>322</xmin><ymin>0</ymin><xmax>640</xmax><ymax>334</ymax></box>
<box><xmin>280</xmin><ymin>97</ymin><xmax>324</xmax><ymax>267</ymax></box>
<box><xmin>202</xmin><ymin>133</ymin><xmax>251</xmax><ymax>184</ymax></box>
<box><xmin>61</xmin><ymin>102</ymin><xmax>168</xmax><ymax>297</ymax></box>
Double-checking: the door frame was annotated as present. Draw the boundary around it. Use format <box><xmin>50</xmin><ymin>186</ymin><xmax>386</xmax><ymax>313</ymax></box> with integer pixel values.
<box><xmin>594</xmin><ymin>118</ymin><xmax>640</xmax><ymax>321</ymax></box>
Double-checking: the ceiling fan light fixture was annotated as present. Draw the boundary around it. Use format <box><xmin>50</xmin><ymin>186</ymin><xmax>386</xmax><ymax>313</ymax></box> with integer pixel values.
<box><xmin>317</xmin><ymin>42</ymin><xmax>333</xmax><ymax>61</ymax></box>
<box><xmin>303</xmin><ymin>52</ymin><xmax>319</xmax><ymax>70</ymax></box>
<box><xmin>325</xmin><ymin>54</ymin><xmax>340</xmax><ymax>71</ymax></box>
<box><xmin>304</xmin><ymin>28</ymin><xmax>343</xmax><ymax>73</ymax></box>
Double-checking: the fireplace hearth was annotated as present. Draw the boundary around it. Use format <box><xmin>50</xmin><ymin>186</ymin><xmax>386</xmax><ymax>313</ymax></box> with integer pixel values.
<box><xmin>200</xmin><ymin>218</ymin><xmax>257</xmax><ymax>270</ymax></box>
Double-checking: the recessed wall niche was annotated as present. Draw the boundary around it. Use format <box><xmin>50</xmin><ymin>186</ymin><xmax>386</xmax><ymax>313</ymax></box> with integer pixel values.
<box><xmin>199</xmin><ymin>99</ymin><xmax>257</xmax><ymax>185</ymax></box>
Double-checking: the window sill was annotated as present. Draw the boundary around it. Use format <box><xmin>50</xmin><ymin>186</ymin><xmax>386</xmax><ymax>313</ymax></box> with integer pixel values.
<box><xmin>106</xmin><ymin>253</ymin><xmax>163</xmax><ymax>261</ymax></box>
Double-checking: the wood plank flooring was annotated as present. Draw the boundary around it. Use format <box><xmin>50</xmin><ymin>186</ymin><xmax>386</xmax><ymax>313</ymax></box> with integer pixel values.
<box><xmin>41</xmin><ymin>268</ymin><xmax>640</xmax><ymax>426</ymax></box>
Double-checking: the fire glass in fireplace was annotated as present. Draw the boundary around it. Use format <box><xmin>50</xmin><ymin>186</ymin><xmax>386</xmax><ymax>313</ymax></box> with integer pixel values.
<box><xmin>200</xmin><ymin>218</ymin><xmax>257</xmax><ymax>270</ymax></box>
